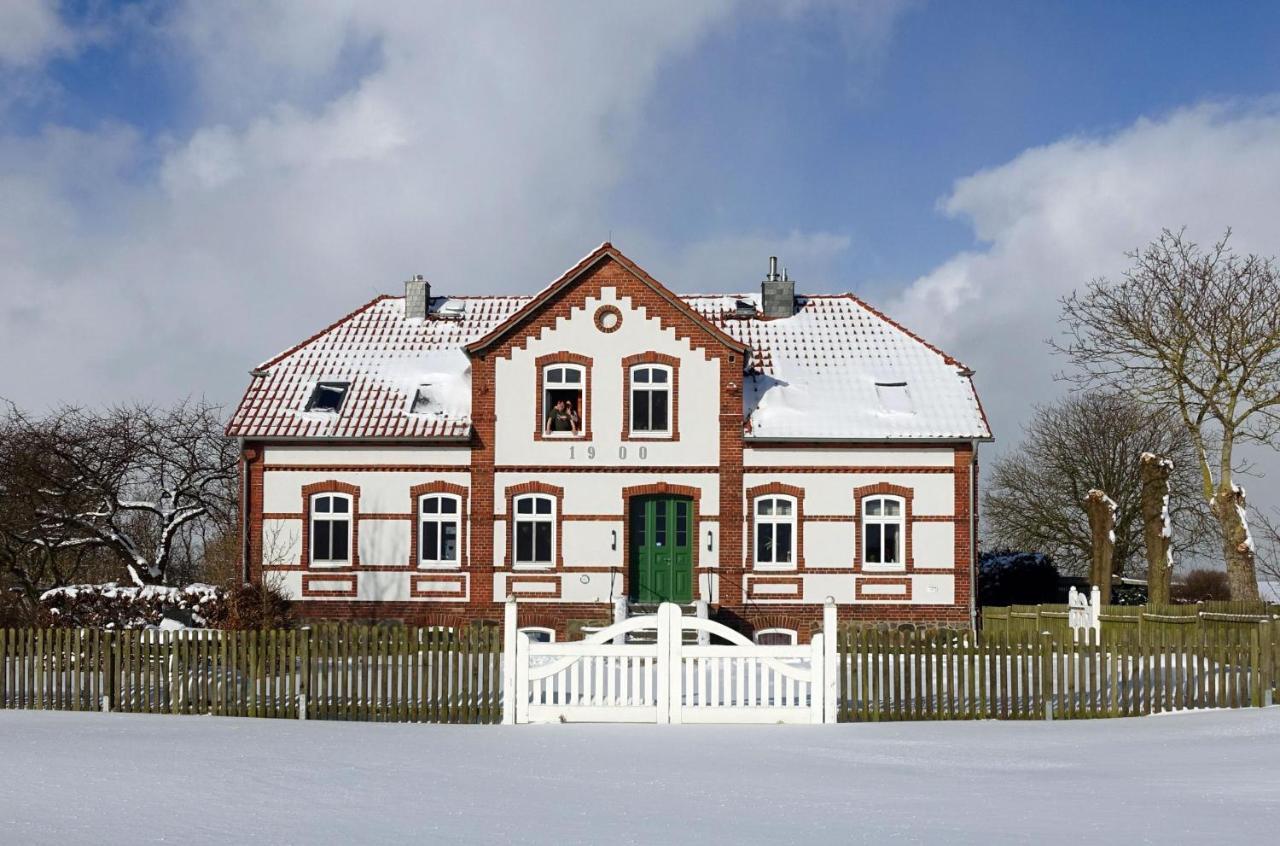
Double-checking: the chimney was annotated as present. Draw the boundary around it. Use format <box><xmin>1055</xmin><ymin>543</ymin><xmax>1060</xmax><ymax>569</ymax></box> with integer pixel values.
<box><xmin>761</xmin><ymin>256</ymin><xmax>795</xmax><ymax>318</ymax></box>
<box><xmin>405</xmin><ymin>274</ymin><xmax>430</xmax><ymax>320</ymax></box>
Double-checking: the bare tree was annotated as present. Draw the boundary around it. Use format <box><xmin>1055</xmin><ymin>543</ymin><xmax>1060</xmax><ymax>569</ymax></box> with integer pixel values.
<box><xmin>3</xmin><ymin>401</ymin><xmax>237</xmax><ymax>586</ymax></box>
<box><xmin>982</xmin><ymin>393</ymin><xmax>1209</xmax><ymax>578</ymax></box>
<box><xmin>1055</xmin><ymin>229</ymin><xmax>1280</xmax><ymax>600</ymax></box>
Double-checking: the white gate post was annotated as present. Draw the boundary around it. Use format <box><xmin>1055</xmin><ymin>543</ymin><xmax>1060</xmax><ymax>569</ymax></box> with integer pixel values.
<box><xmin>655</xmin><ymin>604</ymin><xmax>675</xmax><ymax>721</ymax></box>
<box><xmin>1089</xmin><ymin>585</ymin><xmax>1102</xmax><ymax>639</ymax></box>
<box><xmin>810</xmin><ymin>633</ymin><xmax>826</xmax><ymax>724</ymax></box>
<box><xmin>514</xmin><ymin>632</ymin><xmax>531</xmax><ymax>724</ymax></box>
<box><xmin>662</xmin><ymin>603</ymin><xmax>683</xmax><ymax>724</ymax></box>
<box><xmin>502</xmin><ymin>595</ymin><xmax>517</xmax><ymax>725</ymax></box>
<box><xmin>695</xmin><ymin>599</ymin><xmax>710</xmax><ymax>646</ymax></box>
<box><xmin>823</xmin><ymin>597</ymin><xmax>838</xmax><ymax>724</ymax></box>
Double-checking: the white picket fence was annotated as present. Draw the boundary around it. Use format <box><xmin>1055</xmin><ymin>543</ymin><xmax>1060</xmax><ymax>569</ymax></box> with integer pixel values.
<box><xmin>502</xmin><ymin>599</ymin><xmax>838</xmax><ymax>724</ymax></box>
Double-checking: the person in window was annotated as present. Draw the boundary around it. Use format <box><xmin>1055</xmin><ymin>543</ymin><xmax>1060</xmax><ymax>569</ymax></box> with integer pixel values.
<box><xmin>546</xmin><ymin>399</ymin><xmax>574</xmax><ymax>433</ymax></box>
<box><xmin>566</xmin><ymin>399</ymin><xmax>581</xmax><ymax>433</ymax></box>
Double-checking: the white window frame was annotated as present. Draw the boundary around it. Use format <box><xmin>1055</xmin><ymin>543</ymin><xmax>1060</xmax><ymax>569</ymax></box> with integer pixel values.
<box><xmin>629</xmin><ymin>363</ymin><xmax>673</xmax><ymax>437</ymax></box>
<box><xmin>862</xmin><ymin>494</ymin><xmax>906</xmax><ymax>571</ymax></box>
<box><xmin>753</xmin><ymin>494</ymin><xmax>797</xmax><ymax>570</ymax></box>
<box><xmin>309</xmin><ymin>493</ymin><xmax>352</xmax><ymax>567</ymax></box>
<box><xmin>542</xmin><ymin>363</ymin><xmax>586</xmax><ymax>438</ymax></box>
<box><xmin>513</xmin><ymin>493</ymin><xmax>556</xmax><ymax>569</ymax></box>
<box><xmin>753</xmin><ymin>627</ymin><xmax>798</xmax><ymax>646</ymax></box>
<box><xmin>417</xmin><ymin>493</ymin><xmax>462</xmax><ymax>568</ymax></box>
<box><xmin>519</xmin><ymin>626</ymin><xmax>556</xmax><ymax>643</ymax></box>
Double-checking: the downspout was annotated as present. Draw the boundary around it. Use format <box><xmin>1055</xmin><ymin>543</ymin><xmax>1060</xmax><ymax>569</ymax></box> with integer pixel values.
<box><xmin>240</xmin><ymin>438</ymin><xmax>251</xmax><ymax>585</ymax></box>
<box><xmin>969</xmin><ymin>439</ymin><xmax>979</xmax><ymax>632</ymax></box>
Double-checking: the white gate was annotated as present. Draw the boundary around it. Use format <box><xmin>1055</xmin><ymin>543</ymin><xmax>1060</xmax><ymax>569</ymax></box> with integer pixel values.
<box><xmin>503</xmin><ymin>599</ymin><xmax>838</xmax><ymax>724</ymax></box>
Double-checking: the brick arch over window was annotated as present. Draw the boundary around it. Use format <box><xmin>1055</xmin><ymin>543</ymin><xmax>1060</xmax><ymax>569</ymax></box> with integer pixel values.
<box><xmin>504</xmin><ymin>481</ymin><xmax>565</xmax><ymax>568</ymax></box>
<box><xmin>620</xmin><ymin>482</ymin><xmax>702</xmax><ymax>600</ymax></box>
<box><xmin>300</xmin><ymin>480</ymin><xmax>361</xmax><ymax>569</ymax></box>
<box><xmin>745</xmin><ymin>613</ymin><xmax>811</xmax><ymax>643</ymax></box>
<box><xmin>747</xmin><ymin>482</ymin><xmax>805</xmax><ymax>569</ymax></box>
<box><xmin>534</xmin><ymin>351</ymin><xmax>593</xmax><ymax>442</ymax></box>
<box><xmin>853</xmin><ymin>482</ymin><xmax>914</xmax><ymax>570</ymax></box>
<box><xmin>621</xmin><ymin>351</ymin><xmax>681</xmax><ymax>441</ymax></box>
<box><xmin>409</xmin><ymin>481</ymin><xmax>469</xmax><ymax>569</ymax></box>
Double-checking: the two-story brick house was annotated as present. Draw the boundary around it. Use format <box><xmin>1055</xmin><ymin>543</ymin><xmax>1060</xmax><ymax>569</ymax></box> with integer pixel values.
<box><xmin>227</xmin><ymin>243</ymin><xmax>991</xmax><ymax>642</ymax></box>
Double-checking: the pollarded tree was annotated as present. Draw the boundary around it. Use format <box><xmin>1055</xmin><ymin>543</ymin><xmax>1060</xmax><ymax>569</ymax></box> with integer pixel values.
<box><xmin>1055</xmin><ymin>229</ymin><xmax>1280</xmax><ymax>600</ymax></box>
<box><xmin>982</xmin><ymin>393</ymin><xmax>1209</xmax><ymax>579</ymax></box>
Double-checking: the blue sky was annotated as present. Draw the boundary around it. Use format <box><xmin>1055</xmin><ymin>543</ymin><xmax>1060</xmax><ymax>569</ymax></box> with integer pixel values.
<box><xmin>5</xmin><ymin>0</ymin><xmax>1280</xmax><ymax>520</ymax></box>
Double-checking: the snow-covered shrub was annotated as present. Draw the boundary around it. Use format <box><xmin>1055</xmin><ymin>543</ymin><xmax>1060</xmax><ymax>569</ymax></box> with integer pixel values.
<box><xmin>978</xmin><ymin>549</ymin><xmax>1060</xmax><ymax>606</ymax></box>
<box><xmin>39</xmin><ymin>583</ymin><xmax>226</xmax><ymax>629</ymax></box>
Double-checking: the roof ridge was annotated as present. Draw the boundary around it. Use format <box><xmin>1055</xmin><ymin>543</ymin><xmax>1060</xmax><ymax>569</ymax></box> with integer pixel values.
<box><xmin>255</xmin><ymin>294</ymin><xmax>395</xmax><ymax>371</ymax></box>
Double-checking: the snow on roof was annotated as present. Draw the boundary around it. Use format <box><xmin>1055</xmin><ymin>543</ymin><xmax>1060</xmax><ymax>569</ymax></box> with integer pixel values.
<box><xmin>685</xmin><ymin>294</ymin><xmax>990</xmax><ymax>440</ymax></box>
<box><xmin>227</xmin><ymin>290</ymin><xmax>990</xmax><ymax>442</ymax></box>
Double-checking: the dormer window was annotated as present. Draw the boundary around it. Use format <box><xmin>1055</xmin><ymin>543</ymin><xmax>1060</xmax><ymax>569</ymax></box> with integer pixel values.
<box><xmin>306</xmin><ymin>382</ymin><xmax>350</xmax><ymax>413</ymax></box>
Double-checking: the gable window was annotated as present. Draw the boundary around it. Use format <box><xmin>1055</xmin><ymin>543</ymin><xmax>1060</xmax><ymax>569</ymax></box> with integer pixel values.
<box><xmin>754</xmin><ymin>495</ymin><xmax>796</xmax><ymax>568</ymax></box>
<box><xmin>630</xmin><ymin>364</ymin><xmax>671</xmax><ymax>435</ymax></box>
<box><xmin>875</xmin><ymin>381</ymin><xmax>913</xmax><ymax>414</ymax></box>
<box><xmin>543</xmin><ymin>364</ymin><xmax>585</xmax><ymax>436</ymax></box>
<box><xmin>310</xmin><ymin>493</ymin><xmax>352</xmax><ymax>565</ymax></box>
<box><xmin>863</xmin><ymin>495</ymin><xmax>904</xmax><ymax>567</ymax></box>
<box><xmin>306</xmin><ymin>381</ymin><xmax>350</xmax><ymax>413</ymax></box>
<box><xmin>409</xmin><ymin>384</ymin><xmax>436</xmax><ymax>414</ymax></box>
<box><xmin>514</xmin><ymin>494</ymin><xmax>556</xmax><ymax>567</ymax></box>
<box><xmin>418</xmin><ymin>494</ymin><xmax>460</xmax><ymax>567</ymax></box>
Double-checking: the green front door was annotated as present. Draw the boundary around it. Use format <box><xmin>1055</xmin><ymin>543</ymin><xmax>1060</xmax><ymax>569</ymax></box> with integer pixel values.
<box><xmin>630</xmin><ymin>496</ymin><xmax>694</xmax><ymax>602</ymax></box>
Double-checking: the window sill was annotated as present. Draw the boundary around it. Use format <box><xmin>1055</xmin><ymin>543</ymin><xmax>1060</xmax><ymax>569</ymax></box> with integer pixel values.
<box><xmin>308</xmin><ymin>561</ymin><xmax>352</xmax><ymax>569</ymax></box>
<box><xmin>512</xmin><ymin>562</ymin><xmax>556</xmax><ymax>571</ymax></box>
<box><xmin>861</xmin><ymin>563</ymin><xmax>906</xmax><ymax>573</ymax></box>
<box><xmin>541</xmin><ymin>432</ymin><xmax>587</xmax><ymax>440</ymax></box>
<box><xmin>417</xmin><ymin>562</ymin><xmax>462</xmax><ymax>570</ymax></box>
<box><xmin>625</xmin><ymin>432</ymin><xmax>673</xmax><ymax>440</ymax></box>
<box><xmin>753</xmin><ymin>563</ymin><xmax>797</xmax><ymax>572</ymax></box>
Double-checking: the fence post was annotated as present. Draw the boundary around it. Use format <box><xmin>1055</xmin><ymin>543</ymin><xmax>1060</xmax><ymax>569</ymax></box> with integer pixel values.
<box><xmin>659</xmin><ymin>603</ymin><xmax>679</xmax><ymax>725</ymax></box>
<box><xmin>1262</xmin><ymin>620</ymin><xmax>1275</xmax><ymax>707</ymax></box>
<box><xmin>1250</xmin><ymin>624</ymin><xmax>1263</xmax><ymax>708</ymax></box>
<box><xmin>514</xmin><ymin>631</ymin><xmax>530</xmax><ymax>724</ymax></box>
<box><xmin>695</xmin><ymin>600</ymin><xmax>710</xmax><ymax>646</ymax></box>
<box><xmin>502</xmin><ymin>596</ymin><xmax>517</xmax><ymax>725</ymax></box>
<box><xmin>104</xmin><ymin>631</ymin><xmax>117</xmax><ymax>713</ymax></box>
<box><xmin>810</xmin><ymin>633</ymin><xmax>826</xmax><ymax>724</ymax></box>
<box><xmin>823</xmin><ymin>597</ymin><xmax>838</xmax><ymax>724</ymax></box>
<box><xmin>299</xmin><ymin>627</ymin><xmax>311</xmax><ymax>720</ymax></box>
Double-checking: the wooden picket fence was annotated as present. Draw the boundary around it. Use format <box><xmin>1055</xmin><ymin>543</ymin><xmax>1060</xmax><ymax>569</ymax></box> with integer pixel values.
<box><xmin>835</xmin><ymin>624</ymin><xmax>1278</xmax><ymax>721</ymax></box>
<box><xmin>0</xmin><ymin>624</ymin><xmax>501</xmax><ymax>724</ymax></box>
<box><xmin>982</xmin><ymin>601</ymin><xmax>1280</xmax><ymax>643</ymax></box>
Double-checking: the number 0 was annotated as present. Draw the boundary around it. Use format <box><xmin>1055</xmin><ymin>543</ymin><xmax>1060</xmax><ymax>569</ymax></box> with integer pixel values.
<box><xmin>618</xmin><ymin>446</ymin><xmax>627</xmax><ymax>459</ymax></box>
<box><xmin>638</xmin><ymin>446</ymin><xmax>648</xmax><ymax>460</ymax></box>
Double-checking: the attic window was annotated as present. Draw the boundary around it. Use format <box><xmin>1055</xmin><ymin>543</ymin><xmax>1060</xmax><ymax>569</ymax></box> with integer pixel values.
<box><xmin>306</xmin><ymin>382</ymin><xmax>349</xmax><ymax>413</ymax></box>
<box><xmin>410</xmin><ymin>384</ymin><xmax>435</xmax><ymax>414</ymax></box>
<box><xmin>875</xmin><ymin>382</ymin><xmax>913</xmax><ymax>414</ymax></box>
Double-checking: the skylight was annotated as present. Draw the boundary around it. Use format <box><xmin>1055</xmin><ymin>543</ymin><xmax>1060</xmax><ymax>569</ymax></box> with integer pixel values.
<box><xmin>875</xmin><ymin>382</ymin><xmax>913</xmax><ymax>414</ymax></box>
<box><xmin>306</xmin><ymin>382</ymin><xmax>350</xmax><ymax>413</ymax></box>
<box><xmin>410</xmin><ymin>384</ymin><xmax>437</xmax><ymax>414</ymax></box>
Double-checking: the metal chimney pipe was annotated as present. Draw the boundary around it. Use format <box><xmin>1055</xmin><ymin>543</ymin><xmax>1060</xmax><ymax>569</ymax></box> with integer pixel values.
<box><xmin>768</xmin><ymin>256</ymin><xmax>779</xmax><ymax>281</ymax></box>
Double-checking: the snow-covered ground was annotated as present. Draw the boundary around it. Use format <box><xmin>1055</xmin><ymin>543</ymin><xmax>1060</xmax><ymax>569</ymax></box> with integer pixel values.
<box><xmin>2</xmin><ymin>710</ymin><xmax>1277</xmax><ymax>845</ymax></box>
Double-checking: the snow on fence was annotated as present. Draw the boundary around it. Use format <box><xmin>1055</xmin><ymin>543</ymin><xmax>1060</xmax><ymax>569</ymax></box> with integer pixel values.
<box><xmin>0</xmin><ymin>625</ymin><xmax>501</xmax><ymax>723</ymax></box>
<box><xmin>505</xmin><ymin>601</ymin><xmax>838</xmax><ymax>724</ymax></box>
<box><xmin>835</xmin><ymin>623</ymin><xmax>1279</xmax><ymax>721</ymax></box>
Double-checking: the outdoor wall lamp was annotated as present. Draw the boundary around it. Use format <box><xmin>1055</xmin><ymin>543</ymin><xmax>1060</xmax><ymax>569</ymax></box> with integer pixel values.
<box><xmin>707</xmin><ymin>530</ymin><xmax>714</xmax><ymax>552</ymax></box>
<box><xmin>611</xmin><ymin>529</ymin><xmax>617</xmax><ymax>551</ymax></box>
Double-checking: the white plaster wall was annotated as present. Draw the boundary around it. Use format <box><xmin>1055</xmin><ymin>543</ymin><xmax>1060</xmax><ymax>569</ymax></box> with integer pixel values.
<box><xmin>262</xmin><ymin>470</ymin><xmax>471</xmax><ymax>514</ymax></box>
<box><xmin>743</xmin><ymin>447</ymin><xmax>954</xmax><ymax>468</ymax></box>
<box><xmin>802</xmin><ymin>521</ymin><xmax>856</xmax><ymax>568</ymax></box>
<box><xmin>262</xmin><ymin>445</ymin><xmax>471</xmax><ymax>466</ymax></box>
<box><xmin>908</xmin><ymin>574</ymin><xmax>955</xmax><ymax>604</ymax></box>
<box><xmin>493</xmin><ymin>287</ymin><xmax>722</xmax><ymax>467</ymax></box>
<box><xmin>912</xmin><ymin>522</ymin><xmax>955</xmax><ymax>568</ymax></box>
<box><xmin>269</xmin><ymin>571</ymin><xmax>304</xmax><ymax>600</ymax></box>
<box><xmin>697</xmin><ymin>520</ymin><xmax>717</xmax><ymax>569</ymax></box>
<box><xmin>562</xmin><ymin>521</ymin><xmax>622</xmax><ymax>567</ymax></box>
<box><xmin>359</xmin><ymin>521</ymin><xmax>411</xmax><ymax>568</ymax></box>
<box><xmin>801</xmin><ymin>574</ymin><xmax>857</xmax><ymax>604</ymax></box>
<box><xmin>356</xmin><ymin>571</ymin><xmax>411</xmax><ymax>602</ymax></box>
<box><xmin>261</xmin><ymin>518</ymin><xmax>303</xmax><ymax>566</ymax></box>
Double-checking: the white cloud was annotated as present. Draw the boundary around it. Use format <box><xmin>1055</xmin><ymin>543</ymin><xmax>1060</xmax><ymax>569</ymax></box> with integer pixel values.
<box><xmin>0</xmin><ymin>0</ymin><xmax>75</xmax><ymax>67</ymax></box>
<box><xmin>0</xmin><ymin>1</ymin><xmax>908</xmax><ymax>412</ymax></box>
<box><xmin>892</xmin><ymin>101</ymin><xmax>1280</xmax><ymax>506</ymax></box>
